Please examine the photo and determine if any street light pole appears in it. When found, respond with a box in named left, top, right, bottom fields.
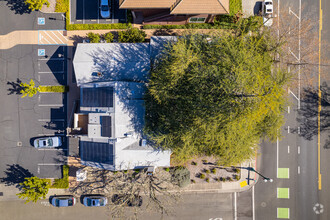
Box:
left=246, top=167, right=273, bottom=183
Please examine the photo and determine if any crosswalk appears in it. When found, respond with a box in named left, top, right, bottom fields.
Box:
left=38, top=30, right=68, bottom=45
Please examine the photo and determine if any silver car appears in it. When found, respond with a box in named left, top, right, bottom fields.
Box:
left=83, top=196, right=108, bottom=207
left=34, top=136, right=62, bottom=148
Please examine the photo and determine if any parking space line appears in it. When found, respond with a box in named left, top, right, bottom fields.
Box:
left=288, top=145, right=290, bottom=153
left=38, top=119, right=65, bottom=122
left=38, top=71, right=64, bottom=74
left=234, top=192, right=237, bottom=220
left=38, top=104, right=64, bottom=107
left=38, top=148, right=68, bottom=151
left=83, top=0, right=85, bottom=24
left=298, top=166, right=300, bottom=174
left=298, top=146, right=300, bottom=154
left=38, top=58, right=65, bottom=61
left=38, top=133, right=65, bottom=136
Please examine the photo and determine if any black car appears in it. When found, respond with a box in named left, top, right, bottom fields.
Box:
left=112, top=194, right=143, bottom=207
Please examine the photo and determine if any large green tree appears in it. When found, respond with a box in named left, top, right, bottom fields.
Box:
left=17, top=176, right=50, bottom=203
left=145, top=30, right=291, bottom=165
left=20, top=79, right=39, bottom=98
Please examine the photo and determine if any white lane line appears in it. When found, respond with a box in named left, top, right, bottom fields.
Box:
left=288, top=106, right=290, bottom=113
left=38, top=104, right=64, bottom=107
left=277, top=137, right=279, bottom=176
left=40, top=35, right=51, bottom=44
left=83, top=0, right=85, bottom=24
left=51, top=31, right=65, bottom=44
left=38, top=58, right=65, bottom=61
left=298, top=166, right=300, bottom=174
left=298, top=146, right=300, bottom=154
left=42, top=31, right=57, bottom=44
left=38, top=119, right=65, bottom=122
left=288, top=145, right=290, bottom=153
left=38, top=148, right=68, bottom=151
left=38, top=133, right=65, bottom=136
left=289, top=7, right=300, bottom=20
left=38, top=71, right=64, bottom=74
left=288, top=88, right=299, bottom=100
left=234, top=192, right=237, bottom=220
left=252, top=186, right=255, bottom=220
left=288, top=47, right=300, bottom=61
left=298, top=127, right=300, bottom=134
left=57, top=30, right=68, bottom=42
left=288, top=126, right=290, bottom=133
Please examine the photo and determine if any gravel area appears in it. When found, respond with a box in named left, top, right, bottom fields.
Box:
left=185, top=156, right=241, bottom=184
left=40, top=0, right=56, bottom=13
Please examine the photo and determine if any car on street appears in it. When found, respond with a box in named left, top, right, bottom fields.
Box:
left=112, top=194, right=143, bottom=207
left=33, top=136, right=62, bottom=148
left=262, top=0, right=273, bottom=26
left=83, top=195, right=108, bottom=207
left=100, top=0, right=111, bottom=19
left=51, top=196, right=76, bottom=207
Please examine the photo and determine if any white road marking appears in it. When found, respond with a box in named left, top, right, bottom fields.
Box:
left=38, top=133, right=65, bottom=136
left=38, top=58, right=65, bottom=61
left=288, top=126, right=290, bottom=133
left=288, top=145, right=290, bottom=153
left=298, top=166, right=300, bottom=174
left=52, top=31, right=65, bottom=44
left=42, top=31, right=57, bottom=44
left=288, top=88, right=299, bottom=100
left=40, top=36, right=51, bottom=44
left=38, top=71, right=64, bottom=74
left=38, top=104, right=64, bottom=107
left=38, top=119, right=65, bottom=122
left=288, top=106, right=290, bottom=113
left=83, top=0, right=85, bottom=24
left=298, top=146, right=300, bottom=154
left=288, top=47, right=300, bottom=61
left=37, top=163, right=64, bottom=166
left=298, top=127, right=300, bottom=134
left=277, top=137, right=279, bottom=175
left=38, top=148, right=67, bottom=151
left=234, top=192, right=237, bottom=220
left=289, top=7, right=300, bottom=20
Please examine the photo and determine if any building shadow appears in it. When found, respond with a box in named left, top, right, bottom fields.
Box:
left=297, top=83, right=330, bottom=148
left=4, top=0, right=32, bottom=15
left=7, top=78, right=23, bottom=95
left=0, top=164, right=33, bottom=188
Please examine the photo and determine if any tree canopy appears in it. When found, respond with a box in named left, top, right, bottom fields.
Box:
left=17, top=176, right=50, bottom=203
left=24, top=0, right=50, bottom=11
left=145, top=31, right=291, bottom=165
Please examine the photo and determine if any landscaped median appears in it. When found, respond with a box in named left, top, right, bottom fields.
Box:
left=55, top=0, right=131, bottom=30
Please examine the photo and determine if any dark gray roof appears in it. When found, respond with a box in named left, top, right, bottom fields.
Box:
left=80, top=141, right=114, bottom=165
left=100, top=116, right=111, bottom=137
left=81, top=87, right=114, bottom=107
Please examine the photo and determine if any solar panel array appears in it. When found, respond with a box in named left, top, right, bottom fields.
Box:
left=101, top=116, right=112, bottom=137
left=82, top=87, right=114, bottom=107
left=80, top=141, right=114, bottom=165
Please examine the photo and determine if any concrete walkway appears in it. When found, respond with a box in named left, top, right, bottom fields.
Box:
left=0, top=31, right=38, bottom=50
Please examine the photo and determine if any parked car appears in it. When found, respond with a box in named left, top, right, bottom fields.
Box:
left=83, top=195, right=108, bottom=207
left=100, top=0, right=111, bottom=19
left=33, top=136, right=62, bottom=148
left=51, top=196, right=76, bottom=207
left=112, top=194, right=143, bottom=207
left=262, top=0, right=273, bottom=26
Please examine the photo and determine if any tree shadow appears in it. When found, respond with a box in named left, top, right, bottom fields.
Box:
left=152, top=29, right=177, bottom=36
left=0, top=164, right=33, bottom=188
left=4, top=0, right=32, bottom=15
left=7, top=78, right=23, bottom=95
left=297, top=82, right=330, bottom=147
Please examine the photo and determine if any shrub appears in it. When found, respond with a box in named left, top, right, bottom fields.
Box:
left=124, top=170, right=128, bottom=174
left=211, top=168, right=217, bottom=174
left=227, top=177, right=233, bottom=182
left=191, top=161, right=197, bottom=165
left=220, top=177, right=226, bottom=182
left=171, top=166, right=190, bottom=187
left=216, top=178, right=220, bottom=182
left=200, top=174, right=205, bottom=179
left=202, top=159, right=208, bottom=163
left=205, top=178, right=209, bottom=183
left=191, top=179, right=196, bottom=183
left=205, top=169, right=210, bottom=174
left=50, top=165, right=69, bottom=189
left=134, top=169, right=140, bottom=173
left=229, top=0, right=242, bottom=15
left=164, top=167, right=170, bottom=172
left=87, top=32, right=100, bottom=43
left=55, top=0, right=68, bottom=12
left=102, top=32, right=114, bottom=43
left=67, top=23, right=131, bottom=31
left=113, top=171, right=118, bottom=174
left=118, top=28, right=146, bottom=43
left=25, top=0, right=50, bottom=11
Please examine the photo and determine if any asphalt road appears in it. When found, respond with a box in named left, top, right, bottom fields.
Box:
left=255, top=0, right=329, bottom=219
left=0, top=191, right=253, bottom=220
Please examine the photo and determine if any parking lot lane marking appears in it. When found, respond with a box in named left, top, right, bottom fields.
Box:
left=38, top=71, right=64, bottom=74
left=38, top=104, right=64, bottom=107
left=51, top=31, right=65, bottom=44
left=38, top=133, right=65, bottom=136
left=288, top=88, right=299, bottom=101
left=288, top=126, right=290, bottom=133
left=234, top=192, right=237, bottom=220
left=288, top=106, right=290, bottom=113
left=40, top=35, right=51, bottom=44
left=298, top=166, right=300, bottom=174
left=37, top=166, right=40, bottom=174
left=42, top=31, right=57, bottom=44
left=288, top=145, right=290, bottom=154
left=252, top=186, right=255, bottom=220
left=83, top=0, right=85, bottom=24
left=298, top=127, right=300, bottom=134
left=38, top=148, right=68, bottom=151
left=57, top=31, right=68, bottom=42
left=38, top=58, right=64, bottom=61
left=298, top=146, right=300, bottom=154
left=38, top=119, right=65, bottom=122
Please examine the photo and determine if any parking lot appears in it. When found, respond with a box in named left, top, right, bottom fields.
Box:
left=71, top=0, right=127, bottom=24
left=0, top=44, right=68, bottom=179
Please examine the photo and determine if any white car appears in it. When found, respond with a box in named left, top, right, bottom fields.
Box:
left=100, top=0, right=110, bottom=19
left=34, top=137, right=62, bottom=148
left=262, top=0, right=273, bottom=26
